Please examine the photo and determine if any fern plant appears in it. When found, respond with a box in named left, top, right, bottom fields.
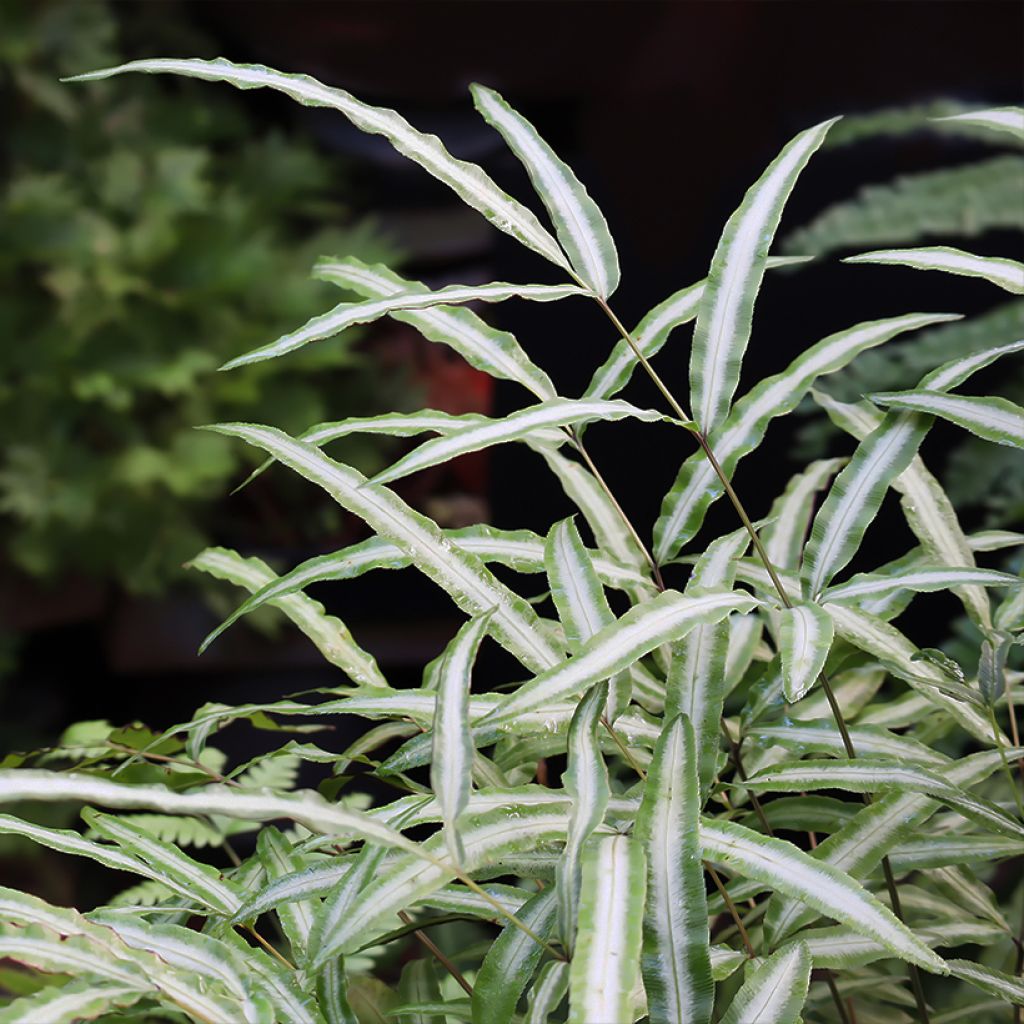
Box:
left=1, top=60, right=1023, bottom=1024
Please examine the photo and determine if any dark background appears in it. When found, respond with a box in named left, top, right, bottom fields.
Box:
left=4, top=1, right=1023, bottom=763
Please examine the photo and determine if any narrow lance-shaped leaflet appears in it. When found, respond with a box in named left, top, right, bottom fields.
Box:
left=567, top=835, right=646, bottom=1024
left=65, top=58, right=571, bottom=270
left=698, top=817, right=947, bottom=973
left=741, top=759, right=1024, bottom=839
left=869, top=390, right=1024, bottom=450
left=545, top=518, right=629, bottom=718
left=633, top=715, right=713, bottom=1024
left=470, top=888, right=558, bottom=1024
left=479, top=587, right=758, bottom=728
left=804, top=338, right=1024, bottom=601
left=656, top=312, right=960, bottom=563
left=689, top=116, right=839, bottom=433
left=188, top=546, right=388, bottom=689
left=844, top=246, right=1024, bottom=294
left=666, top=527, right=750, bottom=794
left=432, top=613, right=492, bottom=864
left=556, top=682, right=609, bottom=952
left=370, top=398, right=667, bottom=487
left=198, top=526, right=652, bottom=656
left=471, top=83, right=619, bottom=299
left=932, top=106, right=1024, bottom=141
left=202, top=423, right=562, bottom=674
left=221, top=280, right=584, bottom=371
left=584, top=258, right=812, bottom=404
left=719, top=942, right=811, bottom=1024
left=315, top=258, right=556, bottom=400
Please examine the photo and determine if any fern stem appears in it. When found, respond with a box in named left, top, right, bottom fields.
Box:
left=705, top=861, right=755, bottom=959
left=601, top=715, right=647, bottom=780
left=398, top=909, right=474, bottom=996
left=988, top=704, right=1024, bottom=821
left=567, top=426, right=666, bottom=590
left=245, top=925, right=296, bottom=970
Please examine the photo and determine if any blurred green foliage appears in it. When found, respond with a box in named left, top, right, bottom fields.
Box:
left=0, top=0, right=403, bottom=591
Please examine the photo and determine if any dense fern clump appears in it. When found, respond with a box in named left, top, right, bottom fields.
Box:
left=0, top=60, right=1021, bottom=1024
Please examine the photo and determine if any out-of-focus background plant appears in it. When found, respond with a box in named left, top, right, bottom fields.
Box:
left=0, top=0, right=401, bottom=600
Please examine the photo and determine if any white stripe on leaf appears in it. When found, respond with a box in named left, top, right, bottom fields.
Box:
left=370, top=398, right=668, bottom=487
left=689, top=117, right=838, bottom=432
left=202, top=424, right=563, bottom=674
left=719, top=943, right=811, bottom=1024
left=317, top=258, right=556, bottom=399
left=432, top=614, right=491, bottom=864
left=869, top=390, right=1024, bottom=450
left=634, top=716, right=713, bottom=1024
left=845, top=246, right=1024, bottom=294
left=567, top=835, right=646, bottom=1024
left=472, top=84, right=619, bottom=298
left=778, top=602, right=834, bottom=702
left=66, top=59, right=571, bottom=269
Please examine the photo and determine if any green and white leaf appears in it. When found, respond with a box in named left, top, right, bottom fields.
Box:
left=308, top=806, right=569, bottom=966
left=221, top=281, right=582, bottom=370
left=470, top=888, right=557, bottom=1024
left=255, top=827, right=316, bottom=958
left=932, top=106, right=1024, bottom=141
left=666, top=527, right=749, bottom=793
left=719, top=943, right=811, bottom=1024
left=471, top=84, right=619, bottom=297
left=0, top=770, right=425, bottom=858
left=802, top=410, right=931, bottom=597
left=698, top=818, right=947, bottom=973
left=557, top=682, right=609, bottom=951
left=432, top=614, right=491, bottom=864
left=634, top=716, right=713, bottom=1024
left=199, top=526, right=651, bottom=655
left=845, top=246, right=1024, bottom=293
left=188, top=546, right=388, bottom=689
left=748, top=721, right=948, bottom=766
left=66, top=58, right=571, bottom=269
left=545, top=518, right=628, bottom=717
left=370, top=398, right=666, bottom=486
left=947, top=959, right=1024, bottom=1005
left=567, top=835, right=646, bottom=1024
left=83, top=812, right=242, bottom=916
left=480, top=588, right=757, bottom=727
left=689, top=117, right=838, bottom=432
left=316, top=258, right=556, bottom=399
left=825, top=602, right=1003, bottom=742
left=0, top=981, right=141, bottom=1024
left=584, top=257, right=810, bottom=403
left=656, top=312, right=957, bottom=562
left=203, top=424, right=562, bottom=673
left=822, top=565, right=1022, bottom=605
left=534, top=444, right=651, bottom=574
left=762, top=458, right=846, bottom=570
left=778, top=602, right=834, bottom=701
left=869, top=390, right=1024, bottom=449
left=742, top=759, right=1024, bottom=839
left=888, top=835, right=1024, bottom=872
left=764, top=749, right=1024, bottom=942
left=525, top=960, right=569, bottom=1024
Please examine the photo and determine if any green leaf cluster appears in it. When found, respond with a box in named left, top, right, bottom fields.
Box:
left=0, top=1, right=400, bottom=590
